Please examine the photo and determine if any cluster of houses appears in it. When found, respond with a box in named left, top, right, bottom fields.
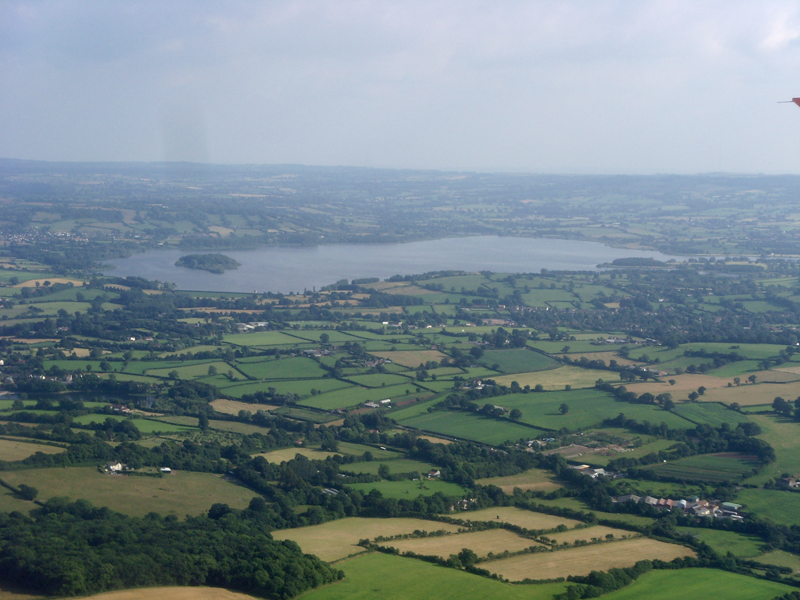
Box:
left=448, top=498, right=478, bottom=511
left=236, top=321, right=268, bottom=332
left=613, top=494, right=744, bottom=520
left=364, top=399, right=392, bottom=409
left=569, top=464, right=622, bottom=479
left=302, top=348, right=333, bottom=358
left=105, top=462, right=171, bottom=475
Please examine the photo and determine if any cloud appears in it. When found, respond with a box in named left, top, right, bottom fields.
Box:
left=2, top=1, right=800, bottom=173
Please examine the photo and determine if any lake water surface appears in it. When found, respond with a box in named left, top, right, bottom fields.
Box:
left=103, top=236, right=684, bottom=293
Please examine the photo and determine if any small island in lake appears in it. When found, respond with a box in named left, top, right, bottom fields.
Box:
left=175, top=253, right=241, bottom=274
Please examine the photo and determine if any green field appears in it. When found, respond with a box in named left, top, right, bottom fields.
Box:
left=475, top=388, right=694, bottom=432
left=676, top=528, right=764, bottom=557
left=340, top=459, right=437, bottom=476
left=223, top=377, right=349, bottom=398
left=745, top=414, right=800, bottom=485
left=347, top=479, right=465, bottom=499
left=401, top=410, right=539, bottom=445
left=235, top=356, right=327, bottom=380
left=146, top=361, right=238, bottom=379
left=0, top=467, right=257, bottom=517
left=223, top=331, right=306, bottom=346
left=753, top=550, right=800, bottom=576
left=296, top=552, right=569, bottom=600
left=69, top=415, right=195, bottom=434
left=646, top=452, right=761, bottom=483
left=582, top=439, right=678, bottom=467
left=346, top=373, right=413, bottom=387
left=736, top=488, right=800, bottom=526
left=300, top=383, right=417, bottom=410
left=671, top=402, right=752, bottom=427
left=598, top=567, right=794, bottom=600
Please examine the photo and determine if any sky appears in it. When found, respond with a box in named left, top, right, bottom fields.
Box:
left=2, top=1, right=800, bottom=174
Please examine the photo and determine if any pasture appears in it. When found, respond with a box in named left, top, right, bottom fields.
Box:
left=271, top=517, right=463, bottom=561
left=222, top=331, right=304, bottom=346
left=387, top=529, right=544, bottom=558
left=0, top=438, right=64, bottom=461
left=598, top=567, right=795, bottom=600
left=340, top=458, right=436, bottom=476
left=676, top=528, right=764, bottom=557
left=744, top=414, right=800, bottom=485
left=495, top=388, right=694, bottom=431
left=482, top=538, right=694, bottom=581
left=400, top=411, right=538, bottom=445
left=346, top=479, right=465, bottom=499
left=0, top=467, right=257, bottom=517
left=671, top=402, right=751, bottom=427
left=736, top=489, right=800, bottom=526
left=451, top=506, right=581, bottom=531
left=300, top=383, right=415, bottom=410
left=476, top=467, right=561, bottom=493
left=753, top=550, right=800, bottom=576
left=296, top=552, right=568, bottom=600
left=234, top=356, right=326, bottom=380
left=646, top=452, right=761, bottom=483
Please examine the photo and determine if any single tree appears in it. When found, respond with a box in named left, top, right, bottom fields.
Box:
left=559, top=403, right=569, bottom=415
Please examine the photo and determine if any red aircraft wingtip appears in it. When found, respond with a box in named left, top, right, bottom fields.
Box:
left=794, top=98, right=800, bottom=108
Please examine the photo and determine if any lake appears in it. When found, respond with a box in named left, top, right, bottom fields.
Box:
left=103, top=236, right=684, bottom=293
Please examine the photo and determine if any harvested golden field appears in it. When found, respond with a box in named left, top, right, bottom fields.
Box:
left=75, top=587, right=258, bottom=600
left=483, top=538, right=694, bottom=581
left=622, top=374, right=729, bottom=395
left=0, top=337, right=59, bottom=344
left=208, top=226, right=234, bottom=237
left=255, top=447, right=337, bottom=463
left=373, top=350, right=449, bottom=368
left=415, top=435, right=453, bottom=445
left=272, top=517, right=463, bottom=561
left=387, top=529, right=543, bottom=559
left=0, top=438, right=64, bottom=461
left=476, top=468, right=560, bottom=494
left=449, top=507, right=581, bottom=531
left=770, top=366, right=800, bottom=379
left=703, top=381, right=800, bottom=406
left=544, top=525, right=634, bottom=545
left=210, top=399, right=277, bottom=415
left=492, top=366, right=607, bottom=391
left=13, top=278, right=83, bottom=288
left=555, top=352, right=636, bottom=366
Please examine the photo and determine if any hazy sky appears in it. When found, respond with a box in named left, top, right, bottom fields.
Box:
left=2, top=1, right=800, bottom=173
